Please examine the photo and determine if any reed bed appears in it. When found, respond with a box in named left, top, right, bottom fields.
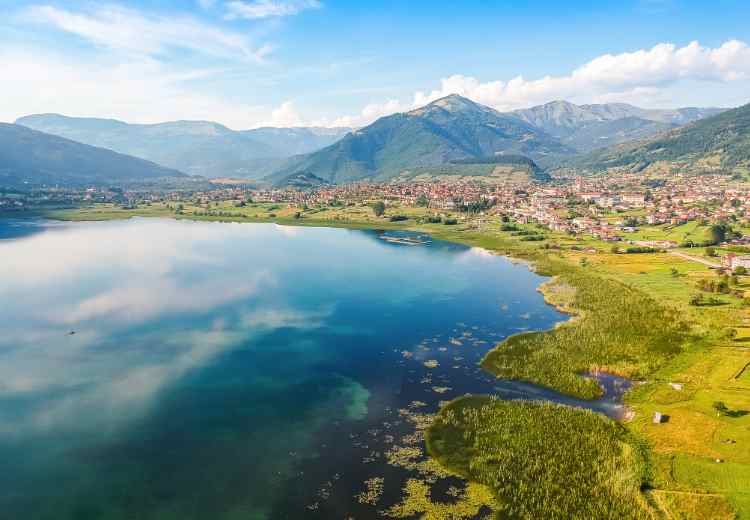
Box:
left=482, top=259, right=690, bottom=399
left=427, top=396, right=652, bottom=519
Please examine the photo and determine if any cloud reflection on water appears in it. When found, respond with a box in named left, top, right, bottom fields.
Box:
left=0, top=219, right=511, bottom=441
left=0, top=219, right=336, bottom=438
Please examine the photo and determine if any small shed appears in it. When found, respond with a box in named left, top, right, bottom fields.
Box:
left=652, top=411, right=663, bottom=424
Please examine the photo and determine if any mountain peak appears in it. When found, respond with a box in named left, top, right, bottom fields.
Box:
left=430, top=94, right=480, bottom=111
left=541, top=100, right=578, bottom=108
left=408, top=94, right=492, bottom=118
left=268, top=94, right=571, bottom=184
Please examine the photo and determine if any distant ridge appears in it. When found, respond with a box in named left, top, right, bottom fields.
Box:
left=512, top=100, right=724, bottom=152
left=0, top=123, right=185, bottom=187
left=15, top=114, right=351, bottom=179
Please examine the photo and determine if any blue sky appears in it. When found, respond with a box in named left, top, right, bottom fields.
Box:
left=3, top=0, right=750, bottom=128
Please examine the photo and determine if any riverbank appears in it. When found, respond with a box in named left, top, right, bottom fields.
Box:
left=13, top=202, right=750, bottom=519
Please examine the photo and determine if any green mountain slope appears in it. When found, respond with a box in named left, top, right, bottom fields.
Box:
left=387, top=155, right=550, bottom=184
left=0, top=123, right=185, bottom=187
left=268, top=95, right=573, bottom=184
left=563, top=103, right=750, bottom=174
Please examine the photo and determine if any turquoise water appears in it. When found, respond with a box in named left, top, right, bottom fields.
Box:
left=0, top=218, right=622, bottom=519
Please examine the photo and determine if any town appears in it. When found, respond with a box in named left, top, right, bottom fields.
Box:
left=7, top=171, right=750, bottom=250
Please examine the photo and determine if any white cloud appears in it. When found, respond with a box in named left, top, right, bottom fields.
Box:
left=26, top=4, right=269, bottom=62
left=409, top=40, right=750, bottom=111
left=1, top=4, right=284, bottom=127
left=329, top=99, right=403, bottom=127
left=0, top=47, right=275, bottom=128
left=248, top=98, right=403, bottom=129
left=225, top=0, right=322, bottom=19
left=591, top=86, right=670, bottom=107
left=5, top=31, right=750, bottom=130
left=318, top=40, right=750, bottom=129
left=264, top=101, right=306, bottom=126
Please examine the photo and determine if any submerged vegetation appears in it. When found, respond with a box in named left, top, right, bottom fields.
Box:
left=482, top=259, right=690, bottom=398
left=427, top=396, right=652, bottom=519
left=384, top=479, right=496, bottom=519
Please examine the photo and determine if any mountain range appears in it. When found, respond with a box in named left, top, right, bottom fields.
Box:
left=5, top=96, right=742, bottom=188
left=14, top=114, right=351, bottom=179
left=561, top=102, right=750, bottom=175
left=264, top=95, right=725, bottom=185
left=0, top=123, right=184, bottom=188
left=512, top=100, right=724, bottom=152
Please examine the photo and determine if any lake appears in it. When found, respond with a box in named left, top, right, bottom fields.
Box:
left=0, top=218, right=626, bottom=519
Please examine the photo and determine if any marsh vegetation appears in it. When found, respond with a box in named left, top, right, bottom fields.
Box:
left=427, top=396, right=652, bottom=519
left=482, top=260, right=690, bottom=399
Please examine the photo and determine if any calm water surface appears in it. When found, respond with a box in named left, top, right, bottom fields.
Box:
left=0, top=218, right=626, bottom=519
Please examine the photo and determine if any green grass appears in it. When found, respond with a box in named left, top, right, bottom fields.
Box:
left=739, top=363, right=750, bottom=383
left=481, top=259, right=690, bottom=399
left=623, top=221, right=710, bottom=243
left=427, top=396, right=652, bottom=519
left=672, top=454, right=750, bottom=516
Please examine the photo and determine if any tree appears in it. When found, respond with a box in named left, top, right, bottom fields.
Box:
left=416, top=194, right=429, bottom=207
left=705, top=247, right=716, bottom=257
left=713, top=401, right=729, bottom=416
left=689, top=293, right=704, bottom=306
left=735, top=266, right=747, bottom=275
left=371, top=201, right=386, bottom=217
left=708, top=224, right=727, bottom=245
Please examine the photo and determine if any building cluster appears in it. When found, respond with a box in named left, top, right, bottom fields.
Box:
left=8, top=171, right=750, bottom=249
left=503, top=173, right=750, bottom=242
left=247, top=172, right=750, bottom=244
left=0, top=187, right=118, bottom=210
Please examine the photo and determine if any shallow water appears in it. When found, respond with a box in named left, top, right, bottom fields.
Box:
left=0, top=218, right=626, bottom=519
